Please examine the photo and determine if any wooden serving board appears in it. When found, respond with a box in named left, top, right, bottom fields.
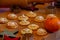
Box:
left=0, top=8, right=60, bottom=40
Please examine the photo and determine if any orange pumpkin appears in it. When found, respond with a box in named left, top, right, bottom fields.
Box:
left=44, top=17, right=60, bottom=32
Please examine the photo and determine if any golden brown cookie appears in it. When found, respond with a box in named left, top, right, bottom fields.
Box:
left=19, top=20, right=30, bottom=25
left=37, top=28, right=47, bottom=36
left=46, top=14, right=57, bottom=18
left=21, top=28, right=33, bottom=34
left=28, top=24, right=39, bottom=30
left=7, top=21, right=18, bottom=29
left=8, top=13, right=17, bottom=20
left=0, top=17, right=8, bottom=24
left=26, top=11, right=37, bottom=17
left=18, top=14, right=29, bottom=21
left=34, top=16, right=44, bottom=22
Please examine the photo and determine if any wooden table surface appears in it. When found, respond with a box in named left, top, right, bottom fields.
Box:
left=0, top=5, right=60, bottom=40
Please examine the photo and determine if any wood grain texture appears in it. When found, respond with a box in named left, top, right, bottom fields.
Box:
left=0, top=4, right=60, bottom=40
left=0, top=0, right=54, bottom=7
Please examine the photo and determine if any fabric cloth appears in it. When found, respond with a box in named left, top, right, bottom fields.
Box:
left=4, top=35, right=20, bottom=40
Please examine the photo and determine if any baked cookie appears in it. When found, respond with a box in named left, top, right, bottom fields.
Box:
left=34, top=16, right=44, bottom=22
left=46, top=14, right=57, bottom=18
left=26, top=11, right=37, bottom=17
left=7, top=21, right=18, bottom=29
left=37, top=28, right=47, bottom=36
left=19, top=20, right=30, bottom=25
left=21, top=28, right=32, bottom=34
left=0, top=17, right=8, bottom=24
left=8, top=13, right=17, bottom=20
left=18, top=14, right=29, bottom=21
left=28, top=24, right=39, bottom=30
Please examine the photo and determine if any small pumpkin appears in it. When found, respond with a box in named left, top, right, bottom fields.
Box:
left=44, top=16, right=60, bottom=33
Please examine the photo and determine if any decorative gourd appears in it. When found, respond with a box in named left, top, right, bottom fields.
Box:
left=44, top=16, right=60, bottom=33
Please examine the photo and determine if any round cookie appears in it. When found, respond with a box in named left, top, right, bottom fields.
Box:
left=28, top=24, right=39, bottom=30
left=37, top=28, right=47, bottom=36
left=46, top=14, right=57, bottom=18
left=34, top=16, right=44, bottom=22
left=18, top=14, right=29, bottom=21
left=26, top=11, right=37, bottom=17
left=19, top=20, right=30, bottom=25
left=21, top=28, right=33, bottom=34
left=0, top=17, right=8, bottom=24
left=7, top=21, right=18, bottom=29
left=8, top=13, right=17, bottom=20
